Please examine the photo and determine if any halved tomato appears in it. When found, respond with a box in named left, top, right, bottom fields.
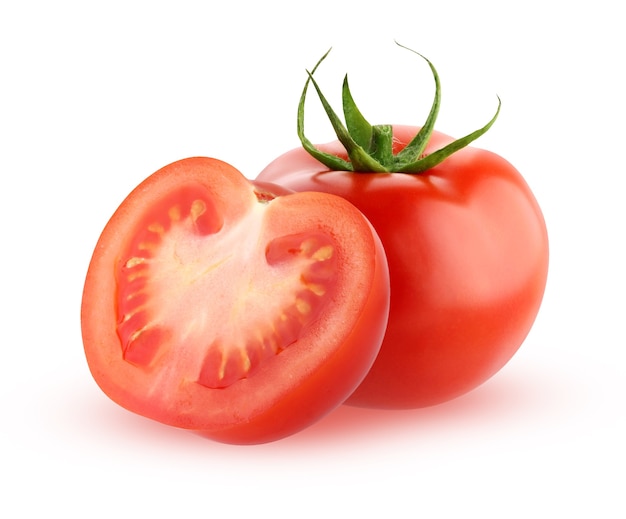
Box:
left=81, top=157, right=389, bottom=444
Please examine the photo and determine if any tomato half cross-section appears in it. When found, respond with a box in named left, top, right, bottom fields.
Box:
left=257, top=45, right=549, bottom=409
left=81, top=157, right=389, bottom=444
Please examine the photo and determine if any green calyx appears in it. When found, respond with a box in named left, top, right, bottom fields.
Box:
left=297, top=42, right=501, bottom=174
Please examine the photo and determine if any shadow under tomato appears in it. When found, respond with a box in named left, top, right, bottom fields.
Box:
left=69, top=357, right=567, bottom=449
left=283, top=361, right=564, bottom=447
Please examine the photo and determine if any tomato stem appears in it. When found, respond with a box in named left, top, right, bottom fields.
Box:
left=297, top=42, right=501, bottom=174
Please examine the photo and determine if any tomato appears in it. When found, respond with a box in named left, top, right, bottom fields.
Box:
left=257, top=46, right=549, bottom=408
left=81, top=157, right=389, bottom=443
left=258, top=127, right=548, bottom=408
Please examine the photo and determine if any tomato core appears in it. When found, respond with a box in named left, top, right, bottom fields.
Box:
left=115, top=186, right=338, bottom=391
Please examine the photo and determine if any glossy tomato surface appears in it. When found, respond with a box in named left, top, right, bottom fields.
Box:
left=81, top=157, right=389, bottom=443
left=258, top=126, right=549, bottom=408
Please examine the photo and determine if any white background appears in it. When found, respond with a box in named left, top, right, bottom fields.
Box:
left=2, top=1, right=624, bottom=516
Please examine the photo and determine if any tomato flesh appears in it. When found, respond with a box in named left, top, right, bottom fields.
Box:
left=81, top=157, right=390, bottom=443
left=116, top=188, right=339, bottom=392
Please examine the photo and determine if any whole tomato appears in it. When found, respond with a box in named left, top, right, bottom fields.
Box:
left=257, top=46, right=549, bottom=408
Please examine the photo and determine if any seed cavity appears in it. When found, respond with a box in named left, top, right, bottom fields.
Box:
left=240, top=350, right=252, bottom=372
left=168, top=205, right=181, bottom=221
left=148, top=223, right=165, bottom=235
left=190, top=199, right=206, bottom=221
left=125, top=257, right=146, bottom=268
left=295, top=298, right=311, bottom=315
left=130, top=325, right=148, bottom=343
left=131, top=272, right=151, bottom=284
left=312, top=245, right=334, bottom=261
left=138, top=241, right=158, bottom=252
left=301, top=275, right=326, bottom=296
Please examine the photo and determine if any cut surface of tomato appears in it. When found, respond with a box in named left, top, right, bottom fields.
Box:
left=81, top=157, right=389, bottom=443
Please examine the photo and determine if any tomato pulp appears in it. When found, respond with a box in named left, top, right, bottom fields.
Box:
left=258, top=126, right=549, bottom=408
left=81, top=157, right=389, bottom=443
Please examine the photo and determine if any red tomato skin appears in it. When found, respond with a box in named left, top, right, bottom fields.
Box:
left=258, top=126, right=549, bottom=408
left=81, top=157, right=390, bottom=443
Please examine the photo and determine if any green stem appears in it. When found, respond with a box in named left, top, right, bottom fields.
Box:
left=296, top=49, right=353, bottom=172
left=297, top=42, right=500, bottom=174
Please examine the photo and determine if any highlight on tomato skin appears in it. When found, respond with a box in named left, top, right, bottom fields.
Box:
left=81, top=157, right=390, bottom=444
